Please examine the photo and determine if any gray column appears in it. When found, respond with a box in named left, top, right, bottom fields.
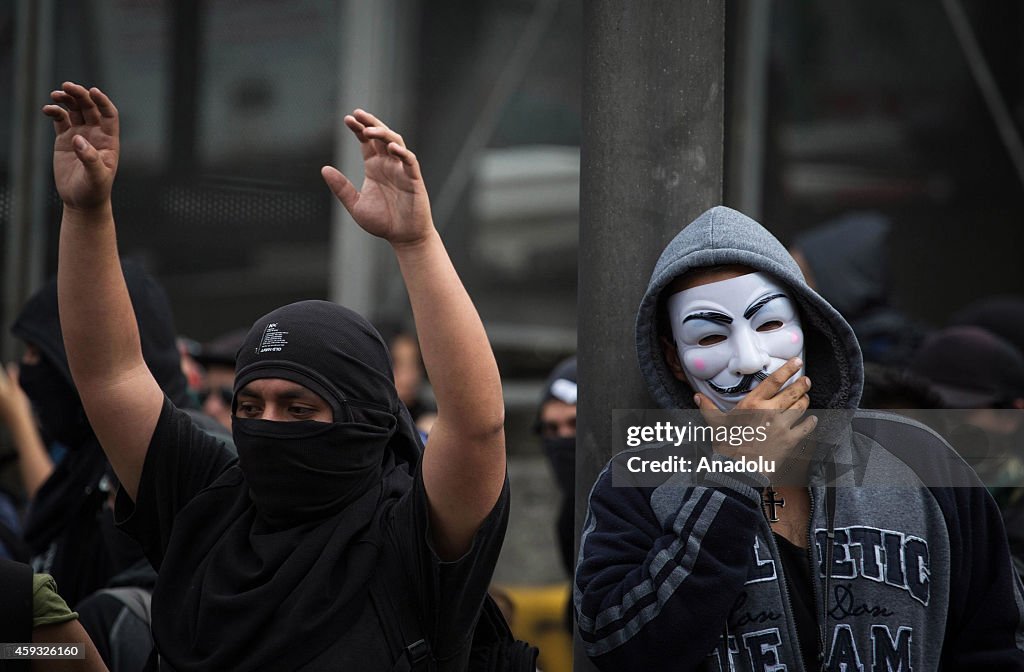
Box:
left=577, top=2, right=725, bottom=668
left=328, top=0, right=414, bottom=320
left=4, top=0, right=54, bottom=361
left=726, top=0, right=772, bottom=218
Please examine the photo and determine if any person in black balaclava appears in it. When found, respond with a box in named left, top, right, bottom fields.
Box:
left=11, top=260, right=190, bottom=608
left=536, top=356, right=576, bottom=581
left=44, top=82, right=511, bottom=671
left=10, top=261, right=219, bottom=671
left=536, top=356, right=576, bottom=632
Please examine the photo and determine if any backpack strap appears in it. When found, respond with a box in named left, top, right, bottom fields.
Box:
left=470, top=594, right=539, bottom=672
left=0, top=559, right=33, bottom=672
left=367, top=562, right=435, bottom=672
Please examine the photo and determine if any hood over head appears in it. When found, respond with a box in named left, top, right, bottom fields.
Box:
left=636, top=206, right=863, bottom=411
left=909, top=325, right=1024, bottom=408
left=12, top=260, right=190, bottom=410
left=950, top=295, right=1024, bottom=356
left=540, top=356, right=577, bottom=407
left=791, top=212, right=891, bottom=319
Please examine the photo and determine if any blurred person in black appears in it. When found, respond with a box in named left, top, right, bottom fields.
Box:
left=909, top=325, right=1024, bottom=571
left=951, top=294, right=1024, bottom=359
left=193, top=329, right=247, bottom=432
left=536, top=356, right=576, bottom=632
left=43, top=81, right=520, bottom=671
left=8, top=262, right=232, bottom=670
left=536, top=356, right=576, bottom=583
left=789, top=212, right=927, bottom=367
left=859, top=362, right=944, bottom=411
left=378, top=322, right=438, bottom=437
left=10, top=261, right=190, bottom=609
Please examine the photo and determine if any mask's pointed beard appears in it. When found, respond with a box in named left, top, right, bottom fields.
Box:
left=708, top=369, right=769, bottom=396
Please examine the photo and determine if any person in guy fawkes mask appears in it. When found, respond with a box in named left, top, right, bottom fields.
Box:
left=575, top=206, right=1024, bottom=671
left=44, top=82, right=514, bottom=671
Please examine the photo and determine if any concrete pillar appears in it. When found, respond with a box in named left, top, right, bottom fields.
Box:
left=328, top=0, right=414, bottom=320
left=577, top=2, right=725, bottom=667
left=4, top=0, right=55, bottom=360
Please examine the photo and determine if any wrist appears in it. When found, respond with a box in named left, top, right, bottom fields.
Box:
left=390, top=228, right=441, bottom=256
left=62, top=199, right=113, bottom=221
left=5, top=410, right=39, bottom=444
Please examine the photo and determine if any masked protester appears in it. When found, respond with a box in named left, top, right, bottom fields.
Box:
left=11, top=262, right=189, bottom=608
left=536, top=356, right=577, bottom=581
left=574, top=206, right=1024, bottom=671
left=10, top=262, right=229, bottom=671
left=43, top=83, right=519, bottom=671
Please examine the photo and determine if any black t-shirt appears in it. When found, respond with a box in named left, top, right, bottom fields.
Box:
left=115, top=400, right=509, bottom=671
left=774, top=533, right=818, bottom=672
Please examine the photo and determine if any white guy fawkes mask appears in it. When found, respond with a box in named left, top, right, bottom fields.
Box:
left=667, top=271, right=805, bottom=411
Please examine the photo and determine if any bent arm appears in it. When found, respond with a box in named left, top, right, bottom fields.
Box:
left=575, top=467, right=763, bottom=670
left=393, top=232, right=506, bottom=559
left=322, top=110, right=504, bottom=560
left=47, top=83, right=162, bottom=501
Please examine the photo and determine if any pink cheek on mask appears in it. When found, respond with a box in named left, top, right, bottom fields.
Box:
left=692, top=358, right=706, bottom=371
left=789, top=331, right=801, bottom=345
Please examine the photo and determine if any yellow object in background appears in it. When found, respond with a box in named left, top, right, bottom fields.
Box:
left=495, top=583, right=573, bottom=672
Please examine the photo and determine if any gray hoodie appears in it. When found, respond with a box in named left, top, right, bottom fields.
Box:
left=635, top=205, right=862, bottom=413
left=575, top=206, right=1024, bottom=671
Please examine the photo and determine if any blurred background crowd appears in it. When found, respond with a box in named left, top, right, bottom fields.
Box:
left=0, top=2, right=1023, bottom=671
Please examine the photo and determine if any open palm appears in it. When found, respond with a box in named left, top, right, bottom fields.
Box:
left=43, top=82, right=119, bottom=211
left=322, top=110, right=433, bottom=247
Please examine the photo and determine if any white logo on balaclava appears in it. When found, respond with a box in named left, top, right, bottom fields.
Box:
left=667, top=271, right=805, bottom=411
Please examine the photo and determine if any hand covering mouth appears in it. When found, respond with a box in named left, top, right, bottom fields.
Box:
left=707, top=370, right=769, bottom=396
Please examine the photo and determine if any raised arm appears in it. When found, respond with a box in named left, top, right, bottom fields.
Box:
left=322, top=110, right=505, bottom=559
left=43, top=82, right=163, bottom=501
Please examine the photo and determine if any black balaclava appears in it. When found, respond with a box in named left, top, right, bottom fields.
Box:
left=154, top=300, right=425, bottom=671
left=10, top=260, right=189, bottom=607
left=230, top=300, right=421, bottom=528
left=12, top=260, right=191, bottom=447
left=16, top=353, right=90, bottom=447
left=537, top=356, right=576, bottom=580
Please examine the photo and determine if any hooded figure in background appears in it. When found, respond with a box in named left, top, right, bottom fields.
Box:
left=790, top=212, right=927, bottom=367
left=575, top=206, right=1024, bottom=671
left=950, top=294, right=1024, bottom=356
left=11, top=260, right=189, bottom=607
left=537, top=356, right=576, bottom=581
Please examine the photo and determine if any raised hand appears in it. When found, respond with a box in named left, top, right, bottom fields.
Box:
left=321, top=110, right=434, bottom=247
left=42, top=82, right=119, bottom=212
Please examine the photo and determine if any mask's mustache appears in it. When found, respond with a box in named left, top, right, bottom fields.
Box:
left=707, top=370, right=769, bottom=395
